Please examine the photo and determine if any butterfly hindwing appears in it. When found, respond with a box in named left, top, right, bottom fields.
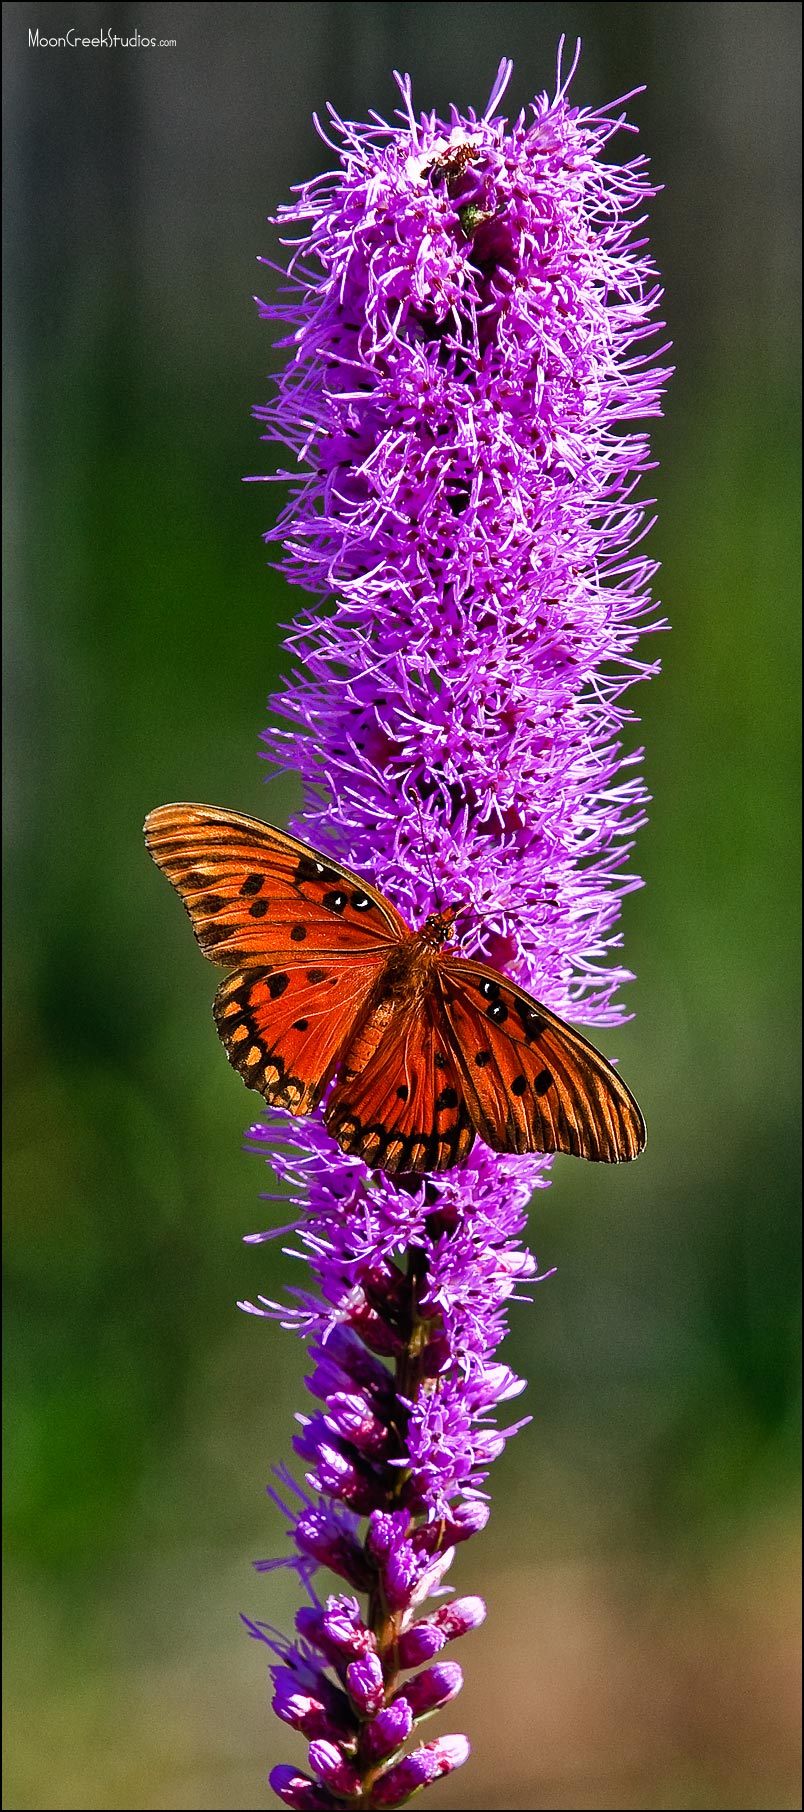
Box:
left=144, top=804, right=407, bottom=966
left=213, top=957, right=386, bottom=1114
left=325, top=996, right=476, bottom=1174
left=439, top=958, right=646, bottom=1164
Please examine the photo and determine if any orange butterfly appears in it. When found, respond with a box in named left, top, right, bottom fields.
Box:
left=144, top=804, right=646, bottom=1175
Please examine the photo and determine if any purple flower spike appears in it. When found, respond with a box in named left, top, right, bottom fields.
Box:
left=247, top=42, right=669, bottom=1807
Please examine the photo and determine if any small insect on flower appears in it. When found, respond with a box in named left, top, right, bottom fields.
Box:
left=144, top=802, right=646, bottom=1174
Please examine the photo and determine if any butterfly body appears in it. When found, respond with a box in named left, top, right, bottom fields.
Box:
left=145, top=804, right=646, bottom=1175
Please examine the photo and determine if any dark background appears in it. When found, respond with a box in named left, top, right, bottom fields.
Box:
left=3, top=5, right=801, bottom=1808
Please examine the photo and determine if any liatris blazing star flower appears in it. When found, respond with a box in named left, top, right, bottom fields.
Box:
left=244, top=44, right=670, bottom=1807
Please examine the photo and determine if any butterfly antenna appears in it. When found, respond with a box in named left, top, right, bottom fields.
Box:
left=407, top=785, right=444, bottom=914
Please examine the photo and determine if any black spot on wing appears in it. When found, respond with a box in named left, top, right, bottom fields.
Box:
left=239, top=873, right=265, bottom=897
left=268, top=972, right=289, bottom=999
left=248, top=900, right=269, bottom=919
left=322, top=889, right=348, bottom=916
left=294, top=855, right=326, bottom=885
left=294, top=854, right=341, bottom=888
left=290, top=924, right=307, bottom=942
left=513, top=997, right=547, bottom=1041
left=435, top=1086, right=458, bottom=1112
left=534, top=1069, right=553, bottom=1095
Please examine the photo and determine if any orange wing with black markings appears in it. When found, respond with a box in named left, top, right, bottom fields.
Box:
left=324, top=995, right=476, bottom=1174
left=213, top=960, right=386, bottom=1116
left=438, top=959, right=646, bottom=1164
left=143, top=804, right=406, bottom=965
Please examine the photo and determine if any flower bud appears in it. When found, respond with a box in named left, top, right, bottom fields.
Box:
left=371, top=1735, right=471, bottom=1806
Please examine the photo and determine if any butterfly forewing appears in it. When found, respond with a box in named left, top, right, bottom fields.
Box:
left=214, top=958, right=386, bottom=1114
left=325, top=996, right=476, bottom=1174
left=439, top=959, right=646, bottom=1164
left=144, top=804, right=407, bottom=966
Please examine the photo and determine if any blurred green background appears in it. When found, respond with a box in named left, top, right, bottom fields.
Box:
left=3, top=4, right=801, bottom=1808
